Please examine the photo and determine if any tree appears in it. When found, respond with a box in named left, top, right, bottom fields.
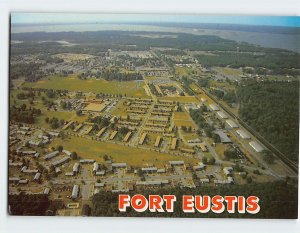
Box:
left=262, top=150, right=275, bottom=164
left=76, top=110, right=82, bottom=116
left=70, top=152, right=78, bottom=160
left=57, top=145, right=63, bottom=152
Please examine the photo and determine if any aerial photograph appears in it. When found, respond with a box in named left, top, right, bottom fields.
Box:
left=8, top=13, right=299, bottom=218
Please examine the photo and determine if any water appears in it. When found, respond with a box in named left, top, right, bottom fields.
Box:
left=11, top=23, right=300, bottom=53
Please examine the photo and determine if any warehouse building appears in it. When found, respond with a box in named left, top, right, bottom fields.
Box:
left=236, top=130, right=251, bottom=139
left=209, top=104, right=219, bottom=111
left=226, top=119, right=239, bottom=128
left=249, top=141, right=264, bottom=153
left=216, top=111, right=228, bottom=119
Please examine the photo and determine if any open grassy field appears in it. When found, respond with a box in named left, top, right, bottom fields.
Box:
left=50, top=136, right=199, bottom=167
left=175, top=66, right=194, bottom=77
left=174, top=111, right=197, bottom=128
left=22, top=76, right=148, bottom=98
left=111, top=99, right=127, bottom=117
left=215, top=67, right=243, bottom=76
left=36, top=110, right=75, bottom=129
left=159, top=96, right=198, bottom=103
left=52, top=53, right=95, bottom=62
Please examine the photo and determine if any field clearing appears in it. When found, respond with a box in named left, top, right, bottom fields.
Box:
left=159, top=96, right=198, bottom=103
left=175, top=66, right=194, bottom=76
left=36, top=110, right=75, bottom=129
left=23, top=76, right=148, bottom=98
left=50, top=136, right=199, bottom=167
left=111, top=99, right=127, bottom=117
left=216, top=67, right=243, bottom=76
left=52, top=53, right=96, bottom=62
left=174, top=111, right=196, bottom=128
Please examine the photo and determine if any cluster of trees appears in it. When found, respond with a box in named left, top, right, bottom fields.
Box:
left=89, top=116, right=111, bottom=128
left=90, top=69, right=143, bottom=82
left=60, top=101, right=72, bottom=110
left=10, top=62, right=46, bottom=82
left=196, top=51, right=299, bottom=72
left=45, top=117, right=65, bottom=129
left=36, top=54, right=64, bottom=63
left=237, top=80, right=299, bottom=162
left=9, top=194, right=51, bottom=216
left=224, top=148, right=239, bottom=160
left=91, top=181, right=298, bottom=218
left=16, top=91, right=35, bottom=100
left=181, top=77, right=194, bottom=96
left=210, top=89, right=237, bottom=105
left=189, top=108, right=220, bottom=142
left=10, top=104, right=41, bottom=124
left=197, top=77, right=210, bottom=88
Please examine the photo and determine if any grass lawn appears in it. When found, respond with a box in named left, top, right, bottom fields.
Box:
left=36, top=110, right=75, bottom=129
left=22, top=75, right=148, bottom=98
left=50, top=136, right=199, bottom=167
left=174, top=111, right=196, bottom=128
left=159, top=96, right=198, bottom=103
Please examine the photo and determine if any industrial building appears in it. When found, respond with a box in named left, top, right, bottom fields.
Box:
left=236, top=129, right=251, bottom=139
left=249, top=141, right=264, bottom=153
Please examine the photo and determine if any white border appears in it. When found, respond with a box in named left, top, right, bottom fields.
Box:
left=0, top=1, right=299, bottom=233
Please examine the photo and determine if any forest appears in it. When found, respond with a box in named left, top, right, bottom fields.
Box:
left=9, top=194, right=51, bottom=216
left=237, top=80, right=299, bottom=162
left=196, top=51, right=300, bottom=71
left=91, top=181, right=298, bottom=218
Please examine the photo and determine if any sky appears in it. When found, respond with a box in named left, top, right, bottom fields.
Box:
left=11, top=13, right=300, bottom=27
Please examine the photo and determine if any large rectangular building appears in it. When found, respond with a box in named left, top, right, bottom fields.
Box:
left=139, top=133, right=147, bottom=145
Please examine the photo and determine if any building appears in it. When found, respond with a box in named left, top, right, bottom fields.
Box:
left=96, top=127, right=107, bottom=137
left=112, top=163, right=127, bottom=169
left=142, top=167, right=157, bottom=173
left=18, top=179, right=29, bottom=184
left=199, top=142, right=208, bottom=152
left=43, top=188, right=50, bottom=195
left=213, top=130, right=232, bottom=143
left=71, top=185, right=79, bottom=199
left=93, top=162, right=99, bottom=173
left=169, top=161, right=184, bottom=166
left=52, top=156, right=70, bottom=167
left=170, top=138, right=177, bottom=150
left=209, top=104, right=219, bottom=111
left=44, top=151, right=59, bottom=160
left=138, top=133, right=147, bottom=145
left=193, top=162, right=206, bottom=171
left=226, top=119, right=239, bottom=128
left=80, top=159, right=95, bottom=164
left=109, top=130, right=118, bottom=140
left=216, top=111, right=228, bottom=119
left=249, top=141, right=264, bottom=153
left=154, top=136, right=161, bottom=147
left=223, top=167, right=233, bottom=176
left=123, top=131, right=132, bottom=142
left=179, top=147, right=195, bottom=154
left=236, top=130, right=251, bottom=139
left=73, top=163, right=80, bottom=174
left=33, top=172, right=41, bottom=181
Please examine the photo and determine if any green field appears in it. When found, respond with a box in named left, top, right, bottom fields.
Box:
left=50, top=136, right=199, bottom=167
left=36, top=110, right=75, bottom=129
left=23, top=76, right=148, bottom=98
left=159, top=96, right=198, bottom=103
